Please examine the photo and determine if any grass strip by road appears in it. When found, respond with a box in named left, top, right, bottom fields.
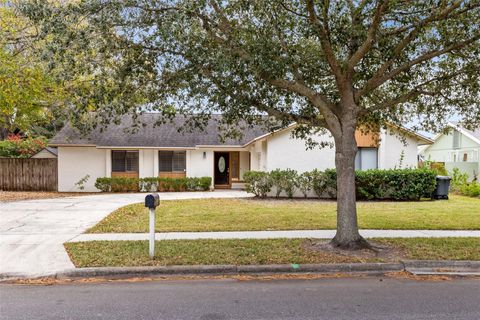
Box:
left=87, top=195, right=480, bottom=233
left=65, top=238, right=480, bottom=268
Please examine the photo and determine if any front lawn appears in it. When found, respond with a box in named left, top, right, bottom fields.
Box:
left=65, top=238, right=480, bottom=268
left=88, top=195, right=480, bottom=233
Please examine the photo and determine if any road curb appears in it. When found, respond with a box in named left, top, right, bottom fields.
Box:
left=403, top=260, right=480, bottom=276
left=3, top=261, right=479, bottom=281
left=54, top=262, right=403, bottom=279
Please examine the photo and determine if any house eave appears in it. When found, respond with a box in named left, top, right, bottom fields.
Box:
left=95, top=146, right=197, bottom=150
left=48, top=143, right=96, bottom=147
left=448, top=122, right=480, bottom=145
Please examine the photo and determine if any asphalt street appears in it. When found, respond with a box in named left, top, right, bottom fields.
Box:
left=1, top=277, right=479, bottom=320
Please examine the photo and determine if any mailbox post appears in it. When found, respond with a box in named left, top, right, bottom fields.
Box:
left=145, top=193, right=160, bottom=258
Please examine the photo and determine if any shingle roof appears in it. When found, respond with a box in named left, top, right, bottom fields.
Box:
left=463, top=127, right=480, bottom=142
left=449, top=122, right=480, bottom=144
left=49, top=114, right=268, bottom=147
left=45, top=147, right=58, bottom=156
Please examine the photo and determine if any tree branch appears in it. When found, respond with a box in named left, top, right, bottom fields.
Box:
left=347, top=0, right=388, bottom=73
left=305, top=0, right=343, bottom=80
left=361, top=67, right=470, bottom=114
left=358, top=1, right=468, bottom=98
left=194, top=1, right=339, bottom=130
left=358, top=35, right=480, bottom=97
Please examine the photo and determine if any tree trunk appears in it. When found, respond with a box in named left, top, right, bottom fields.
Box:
left=330, top=118, right=370, bottom=250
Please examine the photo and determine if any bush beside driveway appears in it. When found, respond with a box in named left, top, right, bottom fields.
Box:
left=88, top=195, right=480, bottom=233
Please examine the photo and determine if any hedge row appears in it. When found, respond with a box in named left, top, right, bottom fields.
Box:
left=244, top=168, right=437, bottom=200
left=94, top=177, right=212, bottom=192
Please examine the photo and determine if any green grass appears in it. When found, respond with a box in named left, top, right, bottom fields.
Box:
left=65, top=238, right=480, bottom=268
left=380, top=238, right=480, bottom=261
left=87, top=195, right=480, bottom=233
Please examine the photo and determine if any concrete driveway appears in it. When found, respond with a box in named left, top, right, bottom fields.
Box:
left=0, top=190, right=250, bottom=278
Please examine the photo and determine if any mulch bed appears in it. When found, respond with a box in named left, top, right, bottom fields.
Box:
left=302, top=239, right=406, bottom=262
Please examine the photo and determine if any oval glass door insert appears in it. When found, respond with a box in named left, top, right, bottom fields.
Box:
left=218, top=156, right=226, bottom=173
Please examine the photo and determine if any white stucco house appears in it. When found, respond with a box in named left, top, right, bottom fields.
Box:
left=49, top=114, right=432, bottom=192
left=419, top=122, right=480, bottom=181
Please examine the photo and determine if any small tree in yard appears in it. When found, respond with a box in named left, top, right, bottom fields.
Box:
left=18, top=1, right=480, bottom=249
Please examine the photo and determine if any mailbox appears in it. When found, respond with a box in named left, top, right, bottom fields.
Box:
left=145, top=193, right=160, bottom=208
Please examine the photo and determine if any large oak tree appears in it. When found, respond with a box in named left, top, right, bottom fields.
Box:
left=19, top=0, right=480, bottom=249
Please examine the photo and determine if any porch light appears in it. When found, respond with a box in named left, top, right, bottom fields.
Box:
left=203, top=152, right=206, bottom=159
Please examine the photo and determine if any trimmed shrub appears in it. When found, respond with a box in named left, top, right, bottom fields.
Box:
left=459, top=182, right=480, bottom=197
left=297, top=171, right=313, bottom=198
left=311, top=169, right=337, bottom=198
left=355, top=169, right=436, bottom=200
left=94, top=177, right=112, bottom=192
left=95, top=176, right=212, bottom=192
left=281, top=169, right=298, bottom=198
left=270, top=169, right=284, bottom=197
left=110, top=177, right=140, bottom=192
left=269, top=169, right=299, bottom=198
left=94, top=177, right=140, bottom=192
left=244, top=171, right=273, bottom=198
left=140, top=177, right=158, bottom=192
left=244, top=168, right=437, bottom=200
left=197, top=177, right=212, bottom=191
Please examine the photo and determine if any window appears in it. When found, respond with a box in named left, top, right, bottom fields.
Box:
left=453, top=130, right=461, bottom=149
left=355, top=148, right=378, bottom=170
left=231, top=152, right=240, bottom=181
left=112, top=151, right=139, bottom=172
left=159, top=151, right=186, bottom=172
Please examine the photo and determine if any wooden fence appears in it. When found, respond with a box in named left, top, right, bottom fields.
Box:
left=0, top=158, right=58, bottom=191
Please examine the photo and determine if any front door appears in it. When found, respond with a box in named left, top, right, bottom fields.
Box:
left=214, top=152, right=230, bottom=187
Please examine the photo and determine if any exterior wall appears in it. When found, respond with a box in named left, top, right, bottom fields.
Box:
left=423, top=132, right=479, bottom=163
left=141, top=149, right=155, bottom=177
left=58, top=147, right=106, bottom=192
left=239, top=151, right=250, bottom=180
left=187, top=149, right=214, bottom=183
left=421, top=130, right=480, bottom=181
left=249, top=144, right=261, bottom=171
left=378, top=128, right=419, bottom=169
left=265, top=129, right=336, bottom=172
left=264, top=126, right=419, bottom=173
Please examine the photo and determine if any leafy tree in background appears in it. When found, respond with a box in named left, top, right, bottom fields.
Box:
left=18, top=0, right=480, bottom=249
left=0, top=134, right=47, bottom=158
left=0, top=1, right=67, bottom=139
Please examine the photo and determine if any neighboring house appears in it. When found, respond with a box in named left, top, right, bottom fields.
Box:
left=49, top=114, right=432, bottom=192
left=31, top=147, right=58, bottom=159
left=420, top=122, right=480, bottom=181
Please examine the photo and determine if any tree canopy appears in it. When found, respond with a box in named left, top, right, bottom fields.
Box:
left=17, top=0, right=480, bottom=132
left=0, top=0, right=69, bottom=139
left=17, top=0, right=480, bottom=248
